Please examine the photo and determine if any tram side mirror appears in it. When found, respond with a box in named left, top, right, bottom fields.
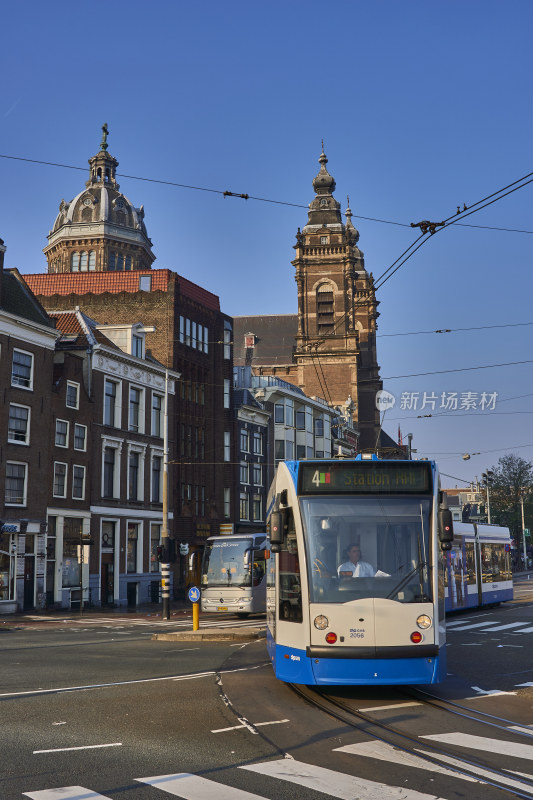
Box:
left=438, top=509, right=454, bottom=550
left=270, top=510, right=285, bottom=553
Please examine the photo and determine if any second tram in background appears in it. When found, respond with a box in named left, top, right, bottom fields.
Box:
left=266, top=455, right=454, bottom=686
left=200, top=531, right=268, bottom=617
left=445, top=522, right=513, bottom=612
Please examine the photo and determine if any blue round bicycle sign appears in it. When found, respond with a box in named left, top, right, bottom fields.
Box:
left=188, top=586, right=200, bottom=603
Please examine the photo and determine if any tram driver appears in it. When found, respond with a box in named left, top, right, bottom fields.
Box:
left=337, top=544, right=375, bottom=578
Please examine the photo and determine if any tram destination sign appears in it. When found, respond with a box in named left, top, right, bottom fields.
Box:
left=298, top=461, right=432, bottom=495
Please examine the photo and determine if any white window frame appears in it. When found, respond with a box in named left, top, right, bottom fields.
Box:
left=253, top=431, right=262, bottom=455
left=11, top=348, right=34, bottom=390
left=224, top=487, right=231, bottom=520
left=151, top=451, right=163, bottom=503
left=72, top=465, right=86, bottom=500
left=151, top=392, right=163, bottom=437
left=102, top=438, right=122, bottom=499
left=127, top=444, right=146, bottom=502
left=66, top=381, right=80, bottom=410
left=8, top=403, right=31, bottom=445
left=129, top=385, right=145, bottom=434
left=224, top=431, right=231, bottom=462
left=53, top=461, right=68, bottom=498
left=104, top=378, right=121, bottom=428
left=5, top=461, right=28, bottom=506
left=74, top=423, right=87, bottom=451
left=223, top=379, right=230, bottom=409
left=55, top=419, right=69, bottom=448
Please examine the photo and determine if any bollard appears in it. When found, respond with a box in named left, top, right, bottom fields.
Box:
left=188, top=586, right=201, bottom=631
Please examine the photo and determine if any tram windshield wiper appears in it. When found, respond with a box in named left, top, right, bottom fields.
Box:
left=386, top=562, right=428, bottom=601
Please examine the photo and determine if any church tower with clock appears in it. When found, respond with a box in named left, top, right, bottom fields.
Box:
left=43, top=124, right=155, bottom=274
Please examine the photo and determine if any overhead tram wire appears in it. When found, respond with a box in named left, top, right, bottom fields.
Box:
left=378, top=321, right=533, bottom=337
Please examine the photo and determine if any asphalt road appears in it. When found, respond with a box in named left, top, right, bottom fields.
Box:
left=1, top=579, right=533, bottom=800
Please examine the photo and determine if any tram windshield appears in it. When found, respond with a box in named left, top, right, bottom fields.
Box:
left=201, top=538, right=257, bottom=588
left=300, top=496, right=432, bottom=604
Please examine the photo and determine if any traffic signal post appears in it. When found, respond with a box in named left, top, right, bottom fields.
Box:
left=161, top=369, right=170, bottom=620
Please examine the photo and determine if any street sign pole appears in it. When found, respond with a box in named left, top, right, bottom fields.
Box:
left=161, top=369, right=170, bottom=620
left=188, top=585, right=200, bottom=630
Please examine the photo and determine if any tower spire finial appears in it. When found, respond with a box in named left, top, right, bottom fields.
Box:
left=101, top=122, right=109, bottom=152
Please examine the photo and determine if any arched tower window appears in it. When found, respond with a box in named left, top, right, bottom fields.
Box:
left=97, top=168, right=102, bottom=182
left=88, top=251, right=96, bottom=271
left=316, top=283, right=335, bottom=335
left=109, top=252, right=116, bottom=270
left=71, top=252, right=80, bottom=272
left=80, top=251, right=88, bottom=271
left=125, top=255, right=132, bottom=271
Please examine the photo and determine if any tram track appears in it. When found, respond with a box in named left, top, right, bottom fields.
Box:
left=288, top=682, right=533, bottom=799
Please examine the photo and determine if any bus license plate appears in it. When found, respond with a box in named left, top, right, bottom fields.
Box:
left=217, top=606, right=228, bottom=611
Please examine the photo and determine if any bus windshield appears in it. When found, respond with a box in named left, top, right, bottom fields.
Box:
left=300, top=495, right=433, bottom=603
left=201, top=538, right=254, bottom=588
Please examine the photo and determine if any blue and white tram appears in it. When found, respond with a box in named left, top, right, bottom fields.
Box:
left=444, top=522, right=513, bottom=612
left=200, top=532, right=268, bottom=618
left=266, top=456, right=454, bottom=686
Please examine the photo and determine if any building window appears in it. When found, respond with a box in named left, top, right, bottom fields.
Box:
left=103, top=447, right=116, bottom=498
left=275, top=440, right=285, bottom=460
left=320, top=235, right=329, bottom=245
left=132, top=334, right=143, bottom=358
left=286, top=440, right=294, bottom=460
left=223, top=379, right=230, bottom=409
left=109, top=251, right=116, bottom=270
left=5, top=462, right=27, bottom=505
left=253, top=463, right=262, bottom=486
left=74, top=424, right=87, bottom=451
left=240, top=493, right=249, bottom=521
left=240, top=428, right=249, bottom=452
left=140, top=275, right=152, bottom=292
left=151, top=393, right=163, bottom=437
left=296, top=444, right=306, bottom=460
left=295, top=410, right=305, bottom=430
left=125, top=255, right=132, bottom=270
left=11, top=349, right=33, bottom=389
left=129, top=387, right=142, bottom=432
left=224, top=487, right=231, bottom=520
left=253, top=431, right=263, bottom=455
left=66, top=381, right=80, bottom=409
left=127, top=523, right=139, bottom=573
left=71, top=252, right=80, bottom=271
left=274, top=403, right=284, bottom=424
left=240, top=462, right=249, bottom=484
left=150, top=524, right=161, bottom=573
left=253, top=495, right=262, bottom=521
left=317, top=283, right=335, bottom=334
left=80, top=251, right=88, bottom=271
left=320, top=198, right=328, bottom=207
left=129, top=452, right=140, bottom=501
left=53, top=462, right=67, bottom=498
left=55, top=419, right=69, bottom=447
left=104, top=379, right=119, bottom=427
left=88, top=251, right=96, bottom=270
left=151, top=455, right=162, bottom=503
left=72, top=465, right=86, bottom=500
left=315, top=417, right=324, bottom=437
left=224, top=431, right=231, bottom=462
left=224, top=325, right=232, bottom=359
left=8, top=404, right=30, bottom=444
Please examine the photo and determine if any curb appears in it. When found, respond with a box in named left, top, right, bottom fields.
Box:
left=152, top=627, right=266, bottom=642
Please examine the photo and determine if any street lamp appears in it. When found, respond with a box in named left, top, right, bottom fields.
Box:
left=161, top=368, right=170, bottom=620
left=481, top=470, right=494, bottom=524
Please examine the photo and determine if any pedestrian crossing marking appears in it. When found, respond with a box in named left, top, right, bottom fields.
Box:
left=23, top=788, right=112, bottom=799
left=422, top=732, right=533, bottom=760
left=242, top=757, right=441, bottom=799
left=334, top=741, right=479, bottom=782
left=413, top=750, right=533, bottom=795
left=136, top=772, right=264, bottom=798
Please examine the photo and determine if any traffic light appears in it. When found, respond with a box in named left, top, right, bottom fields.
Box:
left=481, top=470, right=494, bottom=487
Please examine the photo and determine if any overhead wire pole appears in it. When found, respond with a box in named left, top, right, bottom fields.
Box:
left=161, top=368, right=170, bottom=620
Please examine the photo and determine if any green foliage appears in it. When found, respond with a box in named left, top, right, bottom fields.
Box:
left=487, top=454, right=533, bottom=539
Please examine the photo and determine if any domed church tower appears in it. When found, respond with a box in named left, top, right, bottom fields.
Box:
left=292, top=146, right=382, bottom=449
left=44, top=124, right=155, bottom=274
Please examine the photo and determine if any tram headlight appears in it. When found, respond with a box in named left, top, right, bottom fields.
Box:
left=314, top=615, right=329, bottom=630
left=416, top=614, right=432, bottom=629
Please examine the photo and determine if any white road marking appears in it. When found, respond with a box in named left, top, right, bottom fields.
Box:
left=447, top=621, right=508, bottom=631
left=335, top=741, right=479, bottom=781
left=24, top=788, right=112, bottom=799
left=415, top=750, right=533, bottom=795
left=211, top=719, right=289, bottom=733
left=422, top=732, right=533, bottom=760
left=479, top=622, right=530, bottom=632
left=242, top=757, right=441, bottom=799
left=512, top=627, right=533, bottom=633
left=362, top=701, right=422, bottom=712
left=34, top=743, right=122, bottom=754
left=508, top=725, right=533, bottom=736
left=469, top=685, right=517, bottom=696
left=136, top=772, right=265, bottom=798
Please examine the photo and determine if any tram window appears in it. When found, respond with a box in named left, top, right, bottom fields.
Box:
left=465, top=542, right=477, bottom=585
left=278, top=509, right=302, bottom=623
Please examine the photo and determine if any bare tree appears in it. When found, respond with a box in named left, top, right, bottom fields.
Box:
left=488, top=454, right=533, bottom=545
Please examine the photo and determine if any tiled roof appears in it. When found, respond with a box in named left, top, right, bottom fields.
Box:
left=23, top=270, right=221, bottom=311
left=2, top=269, right=56, bottom=328
left=233, top=314, right=298, bottom=366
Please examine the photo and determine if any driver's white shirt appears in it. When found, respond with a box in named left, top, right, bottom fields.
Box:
left=337, top=560, right=375, bottom=577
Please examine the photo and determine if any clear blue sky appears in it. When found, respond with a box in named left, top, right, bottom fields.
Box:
left=2, top=1, right=532, bottom=487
